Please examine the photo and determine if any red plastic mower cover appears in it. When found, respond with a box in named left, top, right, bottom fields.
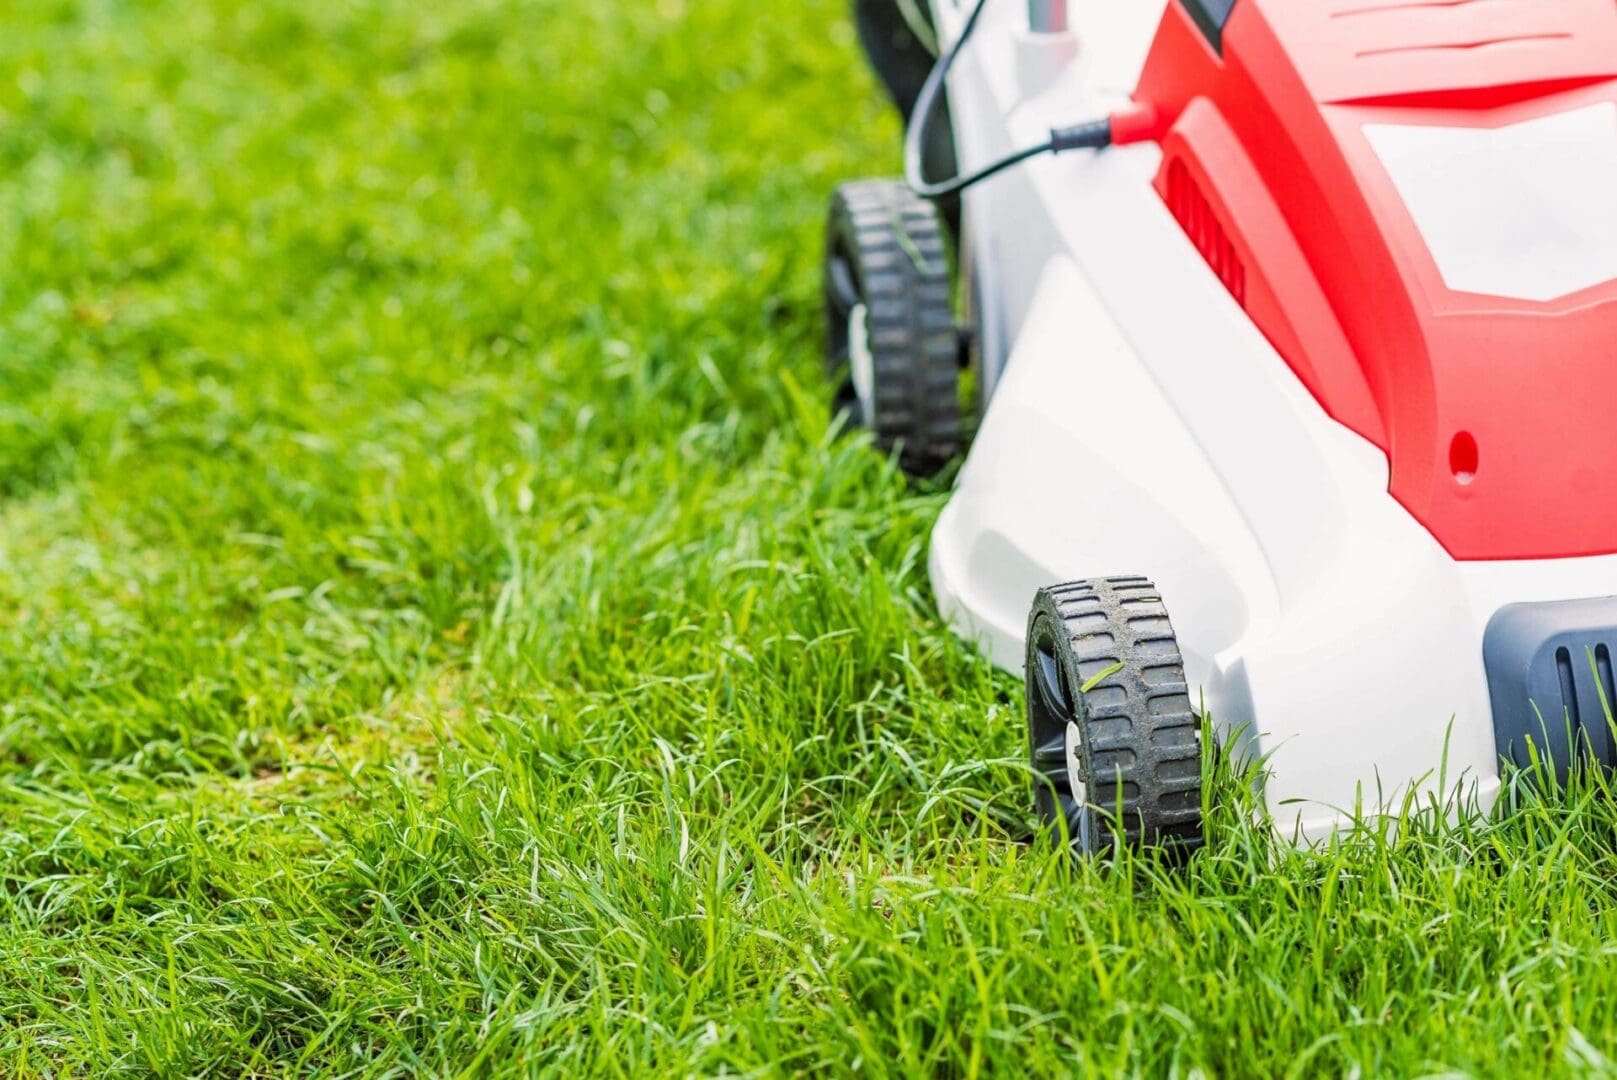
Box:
left=1135, top=0, right=1617, bottom=561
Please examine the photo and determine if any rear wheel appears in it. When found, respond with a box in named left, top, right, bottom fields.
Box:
left=824, top=179, right=962, bottom=475
left=1026, top=577, right=1205, bottom=856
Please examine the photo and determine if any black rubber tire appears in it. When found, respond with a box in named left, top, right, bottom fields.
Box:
left=1026, top=577, right=1205, bottom=856
left=853, top=0, right=934, bottom=118
left=824, top=179, right=961, bottom=475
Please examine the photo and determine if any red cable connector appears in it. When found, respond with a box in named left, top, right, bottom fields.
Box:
left=1108, top=101, right=1164, bottom=146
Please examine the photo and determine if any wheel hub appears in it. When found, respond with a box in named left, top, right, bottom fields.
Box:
left=847, top=302, right=875, bottom=427
left=1064, top=719, right=1087, bottom=807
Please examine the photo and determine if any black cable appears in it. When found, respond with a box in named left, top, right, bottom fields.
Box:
left=904, top=0, right=1115, bottom=200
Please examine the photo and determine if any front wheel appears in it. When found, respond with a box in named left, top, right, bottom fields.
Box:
left=1026, top=577, right=1205, bottom=856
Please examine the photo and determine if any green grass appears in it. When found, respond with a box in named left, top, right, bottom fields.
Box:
left=5, top=0, right=1617, bottom=1075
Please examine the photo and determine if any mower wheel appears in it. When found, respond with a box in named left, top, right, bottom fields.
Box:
left=824, top=179, right=961, bottom=475
left=1026, top=577, right=1205, bottom=856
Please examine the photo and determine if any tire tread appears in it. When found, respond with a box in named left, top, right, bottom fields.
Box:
left=824, top=179, right=960, bottom=474
left=1027, top=576, right=1206, bottom=853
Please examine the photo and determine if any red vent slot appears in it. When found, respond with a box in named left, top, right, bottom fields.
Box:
left=1165, top=157, right=1246, bottom=306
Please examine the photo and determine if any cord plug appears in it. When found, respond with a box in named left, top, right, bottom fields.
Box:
left=1048, top=119, right=1113, bottom=154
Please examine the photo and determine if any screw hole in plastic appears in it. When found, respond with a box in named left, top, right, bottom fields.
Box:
left=1450, top=431, right=1478, bottom=486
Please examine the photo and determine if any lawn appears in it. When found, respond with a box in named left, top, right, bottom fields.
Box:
left=4, top=0, right=1617, bottom=1075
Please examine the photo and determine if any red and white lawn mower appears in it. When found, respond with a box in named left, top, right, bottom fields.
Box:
left=824, top=0, right=1617, bottom=851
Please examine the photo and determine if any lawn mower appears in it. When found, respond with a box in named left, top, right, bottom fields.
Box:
left=824, top=0, right=1617, bottom=851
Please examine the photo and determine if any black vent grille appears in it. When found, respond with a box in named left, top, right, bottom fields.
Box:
left=1486, top=599, right=1617, bottom=780
left=1179, top=0, right=1239, bottom=54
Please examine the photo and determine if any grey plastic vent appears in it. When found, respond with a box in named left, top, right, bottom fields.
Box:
left=1484, top=597, right=1617, bottom=780
left=1179, top=0, right=1238, bottom=53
